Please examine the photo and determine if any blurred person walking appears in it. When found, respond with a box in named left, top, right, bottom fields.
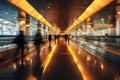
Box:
left=33, top=31, right=44, bottom=55
left=48, top=34, right=52, bottom=46
left=13, top=31, right=27, bottom=66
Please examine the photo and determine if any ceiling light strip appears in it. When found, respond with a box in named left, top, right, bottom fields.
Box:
left=65, top=0, right=114, bottom=33
left=7, top=0, right=57, bottom=32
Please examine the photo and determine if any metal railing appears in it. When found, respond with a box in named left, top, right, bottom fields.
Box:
left=73, top=36, right=120, bottom=51
left=0, top=35, right=48, bottom=50
left=0, top=35, right=48, bottom=62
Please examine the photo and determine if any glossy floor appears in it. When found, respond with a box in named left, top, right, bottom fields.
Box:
left=0, top=38, right=120, bottom=80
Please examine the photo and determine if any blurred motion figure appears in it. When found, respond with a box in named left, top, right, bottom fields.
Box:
left=13, top=31, right=27, bottom=66
left=33, top=31, right=43, bottom=55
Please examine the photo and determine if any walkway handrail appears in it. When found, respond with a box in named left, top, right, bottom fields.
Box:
left=0, top=35, right=46, bottom=48
left=78, top=36, right=120, bottom=44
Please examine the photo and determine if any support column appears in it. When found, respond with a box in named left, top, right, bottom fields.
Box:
left=79, top=26, right=83, bottom=36
left=48, top=28, right=50, bottom=34
left=82, top=22, right=87, bottom=35
left=73, top=28, right=75, bottom=37
left=43, top=25, right=46, bottom=38
left=108, top=27, right=115, bottom=35
left=74, top=27, right=78, bottom=40
left=107, top=15, right=116, bottom=35
left=18, top=10, right=26, bottom=33
left=25, top=14, right=30, bottom=36
left=86, top=17, right=94, bottom=36
left=116, top=0, right=120, bottom=35
left=116, top=20, right=120, bottom=35
left=38, top=21, right=42, bottom=33
left=45, top=26, right=48, bottom=38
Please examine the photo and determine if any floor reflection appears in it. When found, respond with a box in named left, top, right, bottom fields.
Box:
left=69, top=40, right=120, bottom=80
left=0, top=39, right=120, bottom=80
left=32, top=54, right=43, bottom=80
left=13, top=64, right=30, bottom=80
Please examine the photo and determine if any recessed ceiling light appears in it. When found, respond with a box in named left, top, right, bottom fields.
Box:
left=5, top=12, right=8, bottom=14
left=0, top=18, right=2, bottom=21
left=117, top=11, right=120, bottom=14
left=14, top=17, right=16, bottom=19
left=3, top=21, right=9, bottom=24
left=47, top=6, right=50, bottom=8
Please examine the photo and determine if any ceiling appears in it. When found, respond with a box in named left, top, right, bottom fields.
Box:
left=28, top=0, right=116, bottom=31
left=0, top=0, right=116, bottom=31
left=28, top=0, right=94, bottom=31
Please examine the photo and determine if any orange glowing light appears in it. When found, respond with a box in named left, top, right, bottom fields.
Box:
left=65, top=0, right=114, bottom=33
left=26, top=57, right=30, bottom=61
left=42, top=44, right=57, bottom=73
left=13, top=63, right=16, bottom=70
left=27, top=75, right=37, bottom=80
left=67, top=44, right=94, bottom=80
left=100, top=63, right=104, bottom=70
left=7, top=0, right=59, bottom=33
left=87, top=56, right=91, bottom=61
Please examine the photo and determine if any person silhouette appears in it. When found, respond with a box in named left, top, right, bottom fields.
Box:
left=64, top=34, right=68, bottom=42
left=33, top=31, right=43, bottom=55
left=54, top=35, right=57, bottom=44
left=48, top=34, right=52, bottom=46
left=13, top=31, right=27, bottom=66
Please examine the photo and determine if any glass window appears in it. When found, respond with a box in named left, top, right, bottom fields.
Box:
left=30, top=17, right=37, bottom=35
left=0, top=0, right=18, bottom=35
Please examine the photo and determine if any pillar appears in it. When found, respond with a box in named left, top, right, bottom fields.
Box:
left=82, top=22, right=87, bottom=35
left=38, top=21, right=41, bottom=31
left=25, top=14, right=30, bottom=36
left=79, top=26, right=83, bottom=36
left=74, top=27, right=79, bottom=40
left=116, top=0, right=120, bottom=35
left=107, top=15, right=116, bottom=35
left=86, top=17, right=94, bottom=36
left=45, top=26, right=48, bottom=37
left=108, top=27, right=115, bottom=35
left=43, top=25, right=46, bottom=38
left=18, top=10, right=26, bottom=33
